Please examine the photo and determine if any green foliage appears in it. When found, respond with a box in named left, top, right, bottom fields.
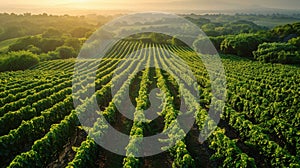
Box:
left=42, top=28, right=62, bottom=38
left=224, top=106, right=300, bottom=167
left=150, top=32, right=168, bottom=44
left=206, top=22, right=300, bottom=62
left=39, top=51, right=60, bottom=61
left=0, top=37, right=20, bottom=53
left=8, top=35, right=80, bottom=60
left=26, top=45, right=41, bottom=54
left=193, top=37, right=218, bottom=55
left=200, top=20, right=266, bottom=37
left=8, top=36, right=64, bottom=53
left=123, top=155, right=140, bottom=168
left=64, top=38, right=82, bottom=52
left=8, top=110, right=78, bottom=168
left=70, top=27, right=93, bottom=38
left=0, top=41, right=300, bottom=168
left=0, top=25, right=26, bottom=41
left=55, top=46, right=77, bottom=59
left=0, top=51, right=39, bottom=72
left=125, top=32, right=183, bottom=46
left=171, top=141, right=195, bottom=168
left=67, top=138, right=99, bottom=168
left=0, top=13, right=98, bottom=41
left=221, top=33, right=266, bottom=58
left=0, top=96, right=74, bottom=164
left=270, top=22, right=300, bottom=41
left=209, top=36, right=227, bottom=51
left=253, top=42, right=300, bottom=64
left=201, top=23, right=222, bottom=36
left=39, top=38, right=64, bottom=53
left=8, top=36, right=41, bottom=52
left=171, top=35, right=188, bottom=46
left=1, top=26, right=300, bottom=168
left=185, top=16, right=211, bottom=26
left=288, top=37, right=300, bottom=48
left=209, top=128, right=256, bottom=168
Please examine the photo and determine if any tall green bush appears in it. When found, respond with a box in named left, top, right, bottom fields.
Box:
left=221, top=33, right=266, bottom=58
left=0, top=51, right=39, bottom=72
left=253, top=42, right=300, bottom=64
left=55, top=46, right=77, bottom=59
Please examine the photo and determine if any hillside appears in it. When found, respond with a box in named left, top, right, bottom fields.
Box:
left=0, top=41, right=299, bottom=167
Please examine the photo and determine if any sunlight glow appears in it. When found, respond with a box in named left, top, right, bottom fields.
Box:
left=0, top=0, right=298, bottom=12
left=63, top=0, right=88, bottom=3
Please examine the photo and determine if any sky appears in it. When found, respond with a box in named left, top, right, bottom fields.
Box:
left=0, top=0, right=299, bottom=14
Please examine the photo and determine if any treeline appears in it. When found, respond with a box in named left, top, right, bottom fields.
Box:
left=0, top=13, right=113, bottom=41
left=186, top=17, right=267, bottom=36
left=208, top=22, right=300, bottom=65
left=8, top=28, right=85, bottom=60
left=123, top=21, right=300, bottom=65
left=124, top=32, right=186, bottom=46
left=0, top=13, right=115, bottom=72
left=1, top=13, right=299, bottom=72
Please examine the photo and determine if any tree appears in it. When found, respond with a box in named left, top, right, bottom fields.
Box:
left=39, top=51, right=60, bottom=61
left=64, top=38, right=82, bottom=52
left=39, top=38, right=64, bottom=53
left=0, top=26, right=25, bottom=41
left=209, top=36, right=227, bottom=51
left=42, top=28, right=62, bottom=38
left=26, top=45, right=41, bottom=54
left=9, top=36, right=41, bottom=52
left=270, top=22, right=300, bottom=41
left=70, top=27, right=92, bottom=38
left=221, top=33, right=266, bottom=58
left=56, top=46, right=77, bottom=59
left=0, top=51, right=39, bottom=72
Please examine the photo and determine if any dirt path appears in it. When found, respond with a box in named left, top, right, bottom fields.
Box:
left=47, top=127, right=87, bottom=168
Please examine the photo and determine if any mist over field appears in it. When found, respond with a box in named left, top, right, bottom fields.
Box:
left=0, top=0, right=299, bottom=15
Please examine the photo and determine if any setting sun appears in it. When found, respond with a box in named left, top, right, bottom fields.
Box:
left=66, top=0, right=88, bottom=3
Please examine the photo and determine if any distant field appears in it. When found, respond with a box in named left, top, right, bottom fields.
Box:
left=199, top=14, right=300, bottom=28
left=254, top=18, right=300, bottom=28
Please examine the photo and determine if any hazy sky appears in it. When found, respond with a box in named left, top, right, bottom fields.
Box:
left=0, top=0, right=299, bottom=13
